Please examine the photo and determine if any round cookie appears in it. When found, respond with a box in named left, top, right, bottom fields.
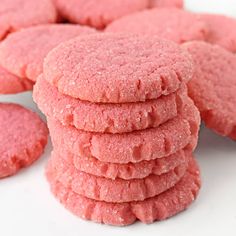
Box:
left=182, top=41, right=236, bottom=140
left=47, top=157, right=201, bottom=226
left=106, top=9, right=208, bottom=44
left=0, top=24, right=96, bottom=82
left=48, top=115, right=190, bottom=164
left=53, top=0, right=149, bottom=29
left=43, top=33, right=193, bottom=103
left=57, top=148, right=188, bottom=180
left=0, top=66, right=33, bottom=94
left=47, top=151, right=189, bottom=203
left=34, top=75, right=188, bottom=133
left=48, top=96, right=199, bottom=164
left=200, top=14, right=236, bottom=53
left=150, top=0, right=183, bottom=8
left=0, top=103, right=48, bottom=178
left=0, top=0, right=57, bottom=40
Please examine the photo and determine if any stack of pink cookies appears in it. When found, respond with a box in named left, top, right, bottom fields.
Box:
left=34, top=33, right=201, bottom=226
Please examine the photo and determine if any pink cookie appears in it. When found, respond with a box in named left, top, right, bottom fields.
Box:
left=200, top=14, right=236, bottom=53
left=57, top=148, right=188, bottom=180
left=183, top=41, right=236, bottom=140
left=53, top=0, right=149, bottom=29
left=0, top=103, right=48, bottom=178
left=0, top=66, right=33, bottom=94
left=47, top=151, right=189, bottom=203
left=48, top=96, right=200, bottom=164
left=149, top=0, right=183, bottom=8
left=0, top=24, right=96, bottom=82
left=106, top=9, right=208, bottom=44
left=0, top=0, right=57, bottom=40
left=181, top=94, right=201, bottom=151
left=47, top=157, right=201, bottom=226
left=43, top=33, right=193, bottom=103
left=34, top=75, right=188, bottom=133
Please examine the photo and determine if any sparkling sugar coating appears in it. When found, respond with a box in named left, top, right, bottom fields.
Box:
left=47, top=151, right=189, bottom=203
left=48, top=96, right=200, bottom=164
left=106, top=9, right=208, bottom=44
left=43, top=33, right=193, bottom=103
left=34, top=75, right=188, bottom=133
left=0, top=24, right=96, bottom=81
left=0, top=103, right=48, bottom=178
left=183, top=41, right=236, bottom=140
left=52, top=0, right=149, bottom=29
left=47, top=157, right=201, bottom=226
left=0, top=0, right=57, bottom=40
left=0, top=65, right=33, bottom=94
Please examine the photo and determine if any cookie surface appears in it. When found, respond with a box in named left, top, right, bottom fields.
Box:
left=43, top=33, right=193, bottom=103
left=150, top=0, right=183, bottom=8
left=0, top=0, right=57, bottom=40
left=53, top=0, right=149, bottom=29
left=0, top=66, right=33, bottom=94
left=200, top=14, right=236, bottom=52
left=47, top=157, right=201, bottom=226
left=181, top=94, right=201, bottom=151
left=48, top=96, right=199, bottom=164
left=0, top=103, right=48, bottom=178
left=55, top=148, right=188, bottom=180
left=0, top=24, right=96, bottom=82
left=47, top=151, right=188, bottom=203
left=34, top=75, right=188, bottom=133
left=183, top=41, right=236, bottom=140
left=106, top=9, right=208, bottom=44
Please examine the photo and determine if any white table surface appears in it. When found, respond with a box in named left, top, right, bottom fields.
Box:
left=1, top=1, right=236, bottom=235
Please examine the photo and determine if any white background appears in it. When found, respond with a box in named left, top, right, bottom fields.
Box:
left=1, top=1, right=236, bottom=235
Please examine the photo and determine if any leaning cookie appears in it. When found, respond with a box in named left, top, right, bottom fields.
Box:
left=0, top=103, right=48, bottom=178
left=182, top=41, right=236, bottom=140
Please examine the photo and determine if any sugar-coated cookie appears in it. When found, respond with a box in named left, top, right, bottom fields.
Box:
left=0, top=24, right=96, bottom=81
left=183, top=41, right=236, bottom=140
left=0, top=0, right=57, bottom=40
left=47, top=151, right=189, bottom=202
left=48, top=97, right=199, bottom=164
left=0, top=66, right=33, bottom=94
left=53, top=0, right=149, bottom=29
left=44, top=33, right=193, bottom=103
left=47, top=157, right=201, bottom=226
left=56, top=148, right=188, bottom=180
left=34, top=75, right=188, bottom=133
left=0, top=103, right=48, bottom=178
left=200, top=14, right=236, bottom=52
left=106, top=9, right=208, bottom=44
